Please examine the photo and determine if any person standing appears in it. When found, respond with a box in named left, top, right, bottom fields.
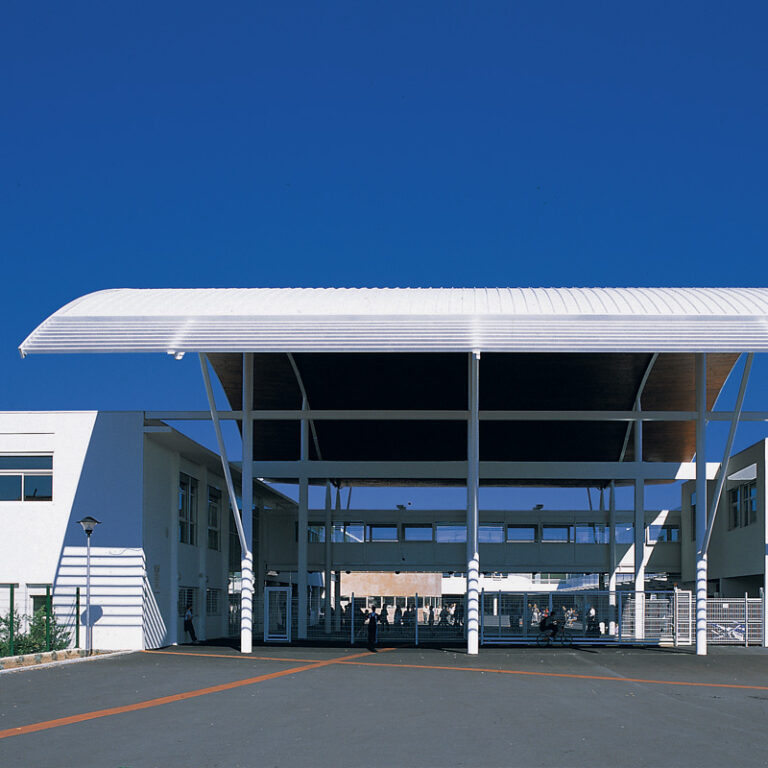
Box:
left=184, top=604, right=197, bottom=644
left=367, top=606, right=378, bottom=651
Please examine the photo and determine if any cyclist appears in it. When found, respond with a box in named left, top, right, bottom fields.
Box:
left=539, top=609, right=560, bottom=641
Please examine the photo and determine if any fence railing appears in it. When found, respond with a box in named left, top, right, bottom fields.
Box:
left=1, top=583, right=79, bottom=657
left=227, top=588, right=765, bottom=647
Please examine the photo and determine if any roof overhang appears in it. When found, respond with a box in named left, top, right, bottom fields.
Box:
left=19, top=287, right=768, bottom=356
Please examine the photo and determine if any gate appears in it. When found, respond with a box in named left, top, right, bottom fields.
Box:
left=264, top=587, right=291, bottom=643
left=480, top=590, right=693, bottom=646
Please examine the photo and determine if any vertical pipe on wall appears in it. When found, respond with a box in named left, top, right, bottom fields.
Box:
left=241, top=353, right=254, bottom=654
left=466, top=351, right=481, bottom=655
left=298, top=397, right=309, bottom=640
left=695, top=353, right=708, bottom=655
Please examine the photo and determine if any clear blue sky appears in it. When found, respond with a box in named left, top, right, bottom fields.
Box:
left=2, top=2, right=768, bottom=509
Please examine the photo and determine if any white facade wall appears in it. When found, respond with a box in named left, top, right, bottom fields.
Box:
left=0, top=412, right=237, bottom=651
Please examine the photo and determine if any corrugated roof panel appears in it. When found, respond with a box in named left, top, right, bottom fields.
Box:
left=19, top=287, right=768, bottom=355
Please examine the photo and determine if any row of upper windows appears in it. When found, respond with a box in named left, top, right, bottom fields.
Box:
left=0, top=455, right=53, bottom=501
left=301, top=522, right=680, bottom=545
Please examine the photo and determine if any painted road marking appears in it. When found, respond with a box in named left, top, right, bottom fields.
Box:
left=0, top=649, right=390, bottom=740
left=335, top=658, right=768, bottom=691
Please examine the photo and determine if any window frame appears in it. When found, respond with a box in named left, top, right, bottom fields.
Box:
left=0, top=455, right=53, bottom=502
left=207, top=485, right=221, bottom=551
left=179, top=473, right=199, bottom=546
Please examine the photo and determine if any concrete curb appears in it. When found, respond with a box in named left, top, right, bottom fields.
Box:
left=0, top=648, right=135, bottom=672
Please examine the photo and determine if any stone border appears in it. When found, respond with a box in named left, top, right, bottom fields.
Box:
left=0, top=648, right=127, bottom=671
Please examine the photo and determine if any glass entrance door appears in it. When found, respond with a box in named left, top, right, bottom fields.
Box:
left=264, top=587, right=291, bottom=643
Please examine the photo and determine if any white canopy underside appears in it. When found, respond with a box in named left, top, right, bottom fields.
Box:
left=20, top=287, right=768, bottom=355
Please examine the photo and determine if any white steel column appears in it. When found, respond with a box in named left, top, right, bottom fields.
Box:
left=199, top=354, right=251, bottom=652
left=334, top=487, right=342, bottom=632
left=695, top=353, right=708, bottom=655
left=169, top=452, right=180, bottom=645
left=634, top=417, right=645, bottom=639
left=324, top=482, right=332, bottom=634
left=466, top=351, right=481, bottom=655
left=298, top=397, right=309, bottom=639
left=241, top=353, right=254, bottom=654
left=608, top=481, right=617, bottom=636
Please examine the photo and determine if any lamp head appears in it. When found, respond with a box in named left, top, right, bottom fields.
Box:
left=77, top=516, right=101, bottom=535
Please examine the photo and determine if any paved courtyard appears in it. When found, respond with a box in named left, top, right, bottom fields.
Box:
left=2, top=643, right=768, bottom=767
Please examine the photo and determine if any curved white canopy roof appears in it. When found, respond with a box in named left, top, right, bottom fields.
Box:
left=19, top=287, right=768, bottom=355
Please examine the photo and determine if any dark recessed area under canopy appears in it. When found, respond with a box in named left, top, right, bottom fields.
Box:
left=209, top=351, right=738, bottom=488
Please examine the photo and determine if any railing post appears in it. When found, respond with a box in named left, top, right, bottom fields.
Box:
left=9, top=584, right=15, bottom=657
left=745, top=592, right=750, bottom=647
left=673, top=587, right=678, bottom=648
left=414, top=593, right=419, bottom=647
left=350, top=592, right=355, bottom=646
left=618, top=592, right=623, bottom=645
left=45, top=585, right=52, bottom=652
left=75, top=587, right=80, bottom=649
left=480, top=589, right=485, bottom=645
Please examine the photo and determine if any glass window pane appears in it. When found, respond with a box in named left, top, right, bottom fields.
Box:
left=343, top=523, right=364, bottom=543
left=403, top=524, right=433, bottom=542
left=542, top=525, right=572, bottom=543
left=0, top=455, right=52, bottom=469
left=0, top=475, right=22, bottom=500
left=479, top=524, right=504, bottom=543
left=308, top=524, right=326, bottom=543
left=332, top=523, right=346, bottom=543
left=575, top=524, right=596, bottom=544
left=615, top=524, right=634, bottom=544
left=24, top=475, right=52, bottom=501
left=507, top=525, right=536, bottom=542
left=367, top=525, right=398, bottom=542
left=435, top=524, right=467, bottom=543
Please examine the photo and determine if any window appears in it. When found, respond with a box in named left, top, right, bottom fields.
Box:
left=647, top=524, right=680, bottom=543
left=366, top=524, right=398, bottom=542
left=229, top=521, right=241, bottom=572
left=728, top=488, right=740, bottom=530
left=179, top=474, right=198, bottom=545
left=541, top=525, right=573, bottom=543
left=435, top=524, right=467, bottom=543
left=727, top=481, right=759, bottom=529
left=575, top=524, right=610, bottom=544
left=0, top=455, right=53, bottom=501
left=479, top=524, right=504, bottom=543
left=206, top=588, right=220, bottom=615
left=744, top=481, right=758, bottom=526
left=403, top=524, right=433, bottom=542
left=332, top=523, right=364, bottom=543
left=690, top=491, right=696, bottom=541
left=207, top=486, right=221, bottom=550
left=178, top=587, right=197, bottom=617
left=507, top=524, right=537, bottom=543
left=615, top=523, right=634, bottom=544
left=308, top=524, right=325, bottom=542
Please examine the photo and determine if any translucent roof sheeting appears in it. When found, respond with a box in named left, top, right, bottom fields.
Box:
left=19, top=287, right=768, bottom=355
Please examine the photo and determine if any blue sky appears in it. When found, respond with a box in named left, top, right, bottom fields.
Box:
left=2, top=2, right=768, bottom=509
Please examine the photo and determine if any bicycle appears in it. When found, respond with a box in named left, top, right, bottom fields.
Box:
left=536, top=625, right=573, bottom=647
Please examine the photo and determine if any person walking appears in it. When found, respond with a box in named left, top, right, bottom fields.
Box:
left=184, top=604, right=197, bottom=644
left=367, top=606, right=378, bottom=651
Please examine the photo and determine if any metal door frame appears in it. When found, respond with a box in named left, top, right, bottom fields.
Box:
left=264, top=586, right=292, bottom=643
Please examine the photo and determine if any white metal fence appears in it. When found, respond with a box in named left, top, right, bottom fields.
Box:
left=228, top=589, right=765, bottom=647
left=706, top=597, right=763, bottom=645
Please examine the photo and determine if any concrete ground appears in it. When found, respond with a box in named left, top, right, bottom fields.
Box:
left=2, top=642, right=768, bottom=768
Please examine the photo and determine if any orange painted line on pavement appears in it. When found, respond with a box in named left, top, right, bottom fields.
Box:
left=336, top=658, right=768, bottom=692
left=0, top=649, right=385, bottom=741
left=143, top=649, right=322, bottom=664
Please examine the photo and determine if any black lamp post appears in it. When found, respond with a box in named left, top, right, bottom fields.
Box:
left=76, top=516, right=101, bottom=655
